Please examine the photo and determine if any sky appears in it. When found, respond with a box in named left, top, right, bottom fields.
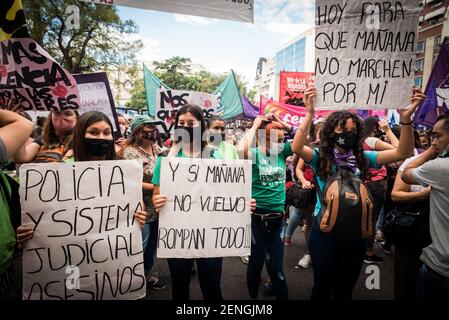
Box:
left=116, top=0, right=315, bottom=89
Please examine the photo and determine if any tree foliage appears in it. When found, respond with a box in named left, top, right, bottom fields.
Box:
left=23, top=0, right=142, bottom=74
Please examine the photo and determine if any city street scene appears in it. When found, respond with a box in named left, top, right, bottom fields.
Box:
left=0, top=0, right=448, bottom=306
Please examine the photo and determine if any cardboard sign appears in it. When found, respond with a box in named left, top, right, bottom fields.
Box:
left=74, top=72, right=120, bottom=132
left=20, top=160, right=146, bottom=300
left=314, top=0, right=420, bottom=110
left=158, top=158, right=252, bottom=258
left=0, top=38, right=80, bottom=111
left=155, top=88, right=218, bottom=134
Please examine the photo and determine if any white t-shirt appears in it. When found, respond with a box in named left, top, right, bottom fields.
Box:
left=399, top=156, right=424, bottom=192
left=412, top=157, right=449, bottom=278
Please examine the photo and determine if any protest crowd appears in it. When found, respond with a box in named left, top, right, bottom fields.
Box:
left=1, top=84, right=449, bottom=301
left=1, top=0, right=449, bottom=303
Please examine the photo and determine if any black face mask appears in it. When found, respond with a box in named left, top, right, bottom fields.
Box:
left=143, top=131, right=157, bottom=141
left=208, top=131, right=225, bottom=146
left=175, top=126, right=199, bottom=144
left=84, top=138, right=113, bottom=156
left=334, top=131, right=357, bottom=149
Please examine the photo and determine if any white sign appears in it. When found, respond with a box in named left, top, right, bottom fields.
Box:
left=79, top=0, right=254, bottom=23
left=19, top=160, right=146, bottom=300
left=77, top=82, right=117, bottom=131
left=74, top=72, right=119, bottom=132
left=314, top=0, right=420, bottom=110
left=155, top=88, right=218, bottom=134
left=158, top=158, right=252, bottom=258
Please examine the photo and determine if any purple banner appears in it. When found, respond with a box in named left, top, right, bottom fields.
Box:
left=415, top=41, right=449, bottom=128
left=241, top=95, right=259, bottom=120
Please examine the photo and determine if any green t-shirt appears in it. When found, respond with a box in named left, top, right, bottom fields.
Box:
left=0, top=137, right=15, bottom=273
left=152, top=148, right=221, bottom=186
left=251, top=142, right=293, bottom=212
left=218, top=141, right=239, bottom=160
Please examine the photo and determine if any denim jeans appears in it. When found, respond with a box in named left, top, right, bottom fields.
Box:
left=247, top=209, right=289, bottom=300
left=309, top=217, right=367, bottom=300
left=366, top=179, right=387, bottom=250
left=142, top=220, right=158, bottom=272
left=167, top=258, right=223, bottom=301
left=285, top=207, right=304, bottom=239
left=416, top=263, right=449, bottom=300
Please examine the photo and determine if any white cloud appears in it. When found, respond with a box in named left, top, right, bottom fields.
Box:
left=173, top=14, right=217, bottom=26
left=254, top=0, right=315, bottom=43
left=128, top=34, right=164, bottom=63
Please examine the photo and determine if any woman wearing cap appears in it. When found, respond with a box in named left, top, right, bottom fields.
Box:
left=119, top=115, right=165, bottom=290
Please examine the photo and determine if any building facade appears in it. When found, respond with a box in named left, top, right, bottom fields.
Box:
left=416, top=0, right=449, bottom=89
left=253, top=57, right=275, bottom=103
left=253, top=28, right=315, bottom=103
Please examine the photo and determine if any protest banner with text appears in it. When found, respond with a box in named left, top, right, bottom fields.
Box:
left=74, top=72, right=120, bottom=132
left=155, top=88, right=218, bottom=134
left=0, top=38, right=80, bottom=111
left=279, top=72, right=314, bottom=106
left=314, top=0, right=420, bottom=110
left=19, top=160, right=146, bottom=300
left=158, top=158, right=252, bottom=258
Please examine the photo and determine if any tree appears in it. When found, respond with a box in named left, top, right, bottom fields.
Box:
left=125, top=78, right=147, bottom=111
left=23, top=0, right=142, bottom=74
left=126, top=56, right=250, bottom=111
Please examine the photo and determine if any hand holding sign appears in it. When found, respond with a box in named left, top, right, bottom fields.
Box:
left=153, top=194, right=168, bottom=213
left=398, top=90, right=426, bottom=123
left=303, top=87, right=316, bottom=115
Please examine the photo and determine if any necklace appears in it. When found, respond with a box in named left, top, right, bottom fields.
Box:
left=138, top=146, right=154, bottom=158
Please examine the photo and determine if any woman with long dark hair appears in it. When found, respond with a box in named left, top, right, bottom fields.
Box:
left=17, top=111, right=147, bottom=254
left=151, top=104, right=256, bottom=301
left=293, top=87, right=424, bottom=300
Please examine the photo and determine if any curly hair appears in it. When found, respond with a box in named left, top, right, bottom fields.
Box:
left=318, top=111, right=369, bottom=180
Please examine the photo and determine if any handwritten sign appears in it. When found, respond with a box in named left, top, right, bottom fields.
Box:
left=314, top=0, right=420, bottom=110
left=19, top=160, right=146, bottom=300
left=74, top=72, right=120, bottom=132
left=0, top=38, right=80, bottom=111
left=155, top=88, right=218, bottom=134
left=158, top=158, right=252, bottom=258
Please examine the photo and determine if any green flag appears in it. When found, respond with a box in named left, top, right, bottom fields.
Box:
left=214, top=70, right=243, bottom=119
left=143, top=64, right=170, bottom=116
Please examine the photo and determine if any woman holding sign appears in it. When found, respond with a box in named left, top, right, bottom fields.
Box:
left=151, top=104, right=256, bottom=301
left=293, top=87, right=424, bottom=300
left=120, top=115, right=166, bottom=290
left=238, top=112, right=301, bottom=300
left=17, top=112, right=148, bottom=246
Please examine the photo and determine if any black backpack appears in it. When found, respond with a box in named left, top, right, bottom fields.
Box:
left=285, top=183, right=309, bottom=209
left=383, top=200, right=431, bottom=249
left=316, top=168, right=374, bottom=239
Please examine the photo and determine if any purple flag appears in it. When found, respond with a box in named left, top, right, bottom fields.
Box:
left=241, top=96, right=259, bottom=119
left=415, top=41, right=449, bottom=127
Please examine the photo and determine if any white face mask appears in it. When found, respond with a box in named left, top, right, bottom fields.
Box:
left=269, top=142, right=284, bottom=155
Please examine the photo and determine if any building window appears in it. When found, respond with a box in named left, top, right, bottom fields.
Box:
left=416, top=59, right=424, bottom=72
left=435, top=35, right=442, bottom=50
left=417, top=41, right=425, bottom=53
left=415, top=77, right=423, bottom=88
